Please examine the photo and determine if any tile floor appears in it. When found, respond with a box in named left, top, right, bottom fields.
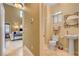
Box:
left=40, top=37, right=69, bottom=56
left=4, top=39, right=69, bottom=56
left=5, top=40, right=23, bottom=56
left=4, top=39, right=33, bottom=56
left=40, top=47, right=69, bottom=56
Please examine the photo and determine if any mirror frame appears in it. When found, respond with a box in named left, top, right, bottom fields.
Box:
left=64, top=12, right=79, bottom=28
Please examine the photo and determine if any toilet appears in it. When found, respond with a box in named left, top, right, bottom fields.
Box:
left=49, top=35, right=58, bottom=49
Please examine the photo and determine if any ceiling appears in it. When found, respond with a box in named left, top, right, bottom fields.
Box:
left=46, top=3, right=57, bottom=7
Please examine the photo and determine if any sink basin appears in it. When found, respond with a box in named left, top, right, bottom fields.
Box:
left=65, top=35, right=78, bottom=40
left=64, top=35, right=78, bottom=55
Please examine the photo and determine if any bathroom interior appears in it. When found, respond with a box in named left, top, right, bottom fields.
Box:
left=40, top=3, right=79, bottom=56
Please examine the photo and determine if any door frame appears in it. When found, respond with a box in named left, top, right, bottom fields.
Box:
left=0, top=3, right=5, bottom=56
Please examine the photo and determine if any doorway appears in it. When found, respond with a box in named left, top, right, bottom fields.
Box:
left=3, top=3, right=24, bottom=56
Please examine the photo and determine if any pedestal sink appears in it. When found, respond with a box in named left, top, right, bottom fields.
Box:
left=64, top=35, right=78, bottom=55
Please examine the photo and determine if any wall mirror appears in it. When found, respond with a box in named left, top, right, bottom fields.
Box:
left=64, top=12, right=79, bottom=27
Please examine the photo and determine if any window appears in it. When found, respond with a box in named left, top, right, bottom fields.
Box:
left=5, top=23, right=10, bottom=34
left=53, top=15, right=58, bottom=24
left=53, top=12, right=62, bottom=25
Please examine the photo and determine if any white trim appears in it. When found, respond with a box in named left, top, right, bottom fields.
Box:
left=0, top=3, right=5, bottom=56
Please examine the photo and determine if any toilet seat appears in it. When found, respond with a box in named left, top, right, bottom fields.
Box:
left=49, top=40, right=57, bottom=49
left=49, top=41, right=57, bottom=45
left=49, top=35, right=58, bottom=49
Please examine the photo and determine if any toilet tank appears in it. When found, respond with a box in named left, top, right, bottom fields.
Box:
left=52, top=35, right=59, bottom=41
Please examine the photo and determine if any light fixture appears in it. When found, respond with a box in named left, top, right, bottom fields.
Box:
left=54, top=11, right=62, bottom=15
left=20, top=10, right=23, bottom=18
left=13, top=23, right=19, bottom=29
left=20, top=25, right=22, bottom=28
left=14, top=25, right=19, bottom=29
left=14, top=3, right=23, bottom=9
